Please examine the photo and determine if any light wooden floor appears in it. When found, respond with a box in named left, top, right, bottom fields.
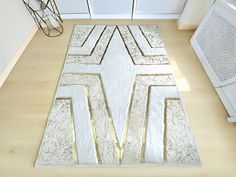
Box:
left=0, top=20, right=236, bottom=177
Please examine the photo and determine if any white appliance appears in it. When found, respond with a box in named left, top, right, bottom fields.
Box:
left=191, top=0, right=236, bottom=122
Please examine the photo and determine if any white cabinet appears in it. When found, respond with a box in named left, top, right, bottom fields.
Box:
left=55, top=0, right=90, bottom=18
left=55, top=0, right=187, bottom=19
left=89, top=0, right=133, bottom=18
left=191, top=0, right=236, bottom=122
left=135, top=0, right=187, bottom=18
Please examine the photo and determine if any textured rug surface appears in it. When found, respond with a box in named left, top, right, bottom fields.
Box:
left=36, top=25, right=200, bottom=167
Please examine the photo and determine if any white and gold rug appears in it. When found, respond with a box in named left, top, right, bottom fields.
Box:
left=36, top=25, right=200, bottom=167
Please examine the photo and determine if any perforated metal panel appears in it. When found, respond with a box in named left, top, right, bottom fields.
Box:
left=195, top=11, right=236, bottom=83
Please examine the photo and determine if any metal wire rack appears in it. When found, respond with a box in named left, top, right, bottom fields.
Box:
left=23, top=0, right=63, bottom=37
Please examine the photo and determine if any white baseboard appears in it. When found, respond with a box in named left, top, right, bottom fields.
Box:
left=0, top=25, right=38, bottom=88
left=176, top=20, right=197, bottom=30
left=61, top=13, right=132, bottom=19
left=91, top=14, right=132, bottom=19
left=61, top=14, right=91, bottom=19
left=60, top=13, right=180, bottom=20
left=133, top=13, right=180, bottom=19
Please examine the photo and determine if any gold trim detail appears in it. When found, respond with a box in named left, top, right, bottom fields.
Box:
left=85, top=88, right=102, bottom=164
left=60, top=73, right=176, bottom=164
left=163, top=98, right=181, bottom=163
left=55, top=97, right=79, bottom=164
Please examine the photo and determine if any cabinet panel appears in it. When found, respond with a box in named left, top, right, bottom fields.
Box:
left=90, top=0, right=133, bottom=14
left=191, top=0, right=236, bottom=121
left=221, top=83, right=236, bottom=115
left=136, top=0, right=186, bottom=14
left=56, top=0, right=89, bottom=14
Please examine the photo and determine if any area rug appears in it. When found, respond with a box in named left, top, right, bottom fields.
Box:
left=36, top=25, right=200, bottom=167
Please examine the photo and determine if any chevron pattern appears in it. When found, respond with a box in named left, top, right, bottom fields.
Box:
left=36, top=25, right=200, bottom=167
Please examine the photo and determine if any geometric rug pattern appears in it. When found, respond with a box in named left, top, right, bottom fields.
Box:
left=36, top=25, right=200, bottom=166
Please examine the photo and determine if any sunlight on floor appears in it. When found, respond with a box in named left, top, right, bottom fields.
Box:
left=169, top=57, right=191, bottom=92
left=176, top=78, right=191, bottom=92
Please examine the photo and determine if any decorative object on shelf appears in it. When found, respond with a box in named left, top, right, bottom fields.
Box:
left=35, top=25, right=200, bottom=167
left=23, top=0, right=63, bottom=37
left=191, top=0, right=236, bottom=122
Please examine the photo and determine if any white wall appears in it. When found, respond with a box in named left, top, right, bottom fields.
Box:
left=177, top=0, right=215, bottom=29
left=0, top=0, right=37, bottom=87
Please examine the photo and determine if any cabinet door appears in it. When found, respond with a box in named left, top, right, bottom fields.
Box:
left=216, top=82, right=236, bottom=117
left=89, top=0, right=133, bottom=15
left=56, top=0, right=89, bottom=14
left=136, top=0, right=186, bottom=14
